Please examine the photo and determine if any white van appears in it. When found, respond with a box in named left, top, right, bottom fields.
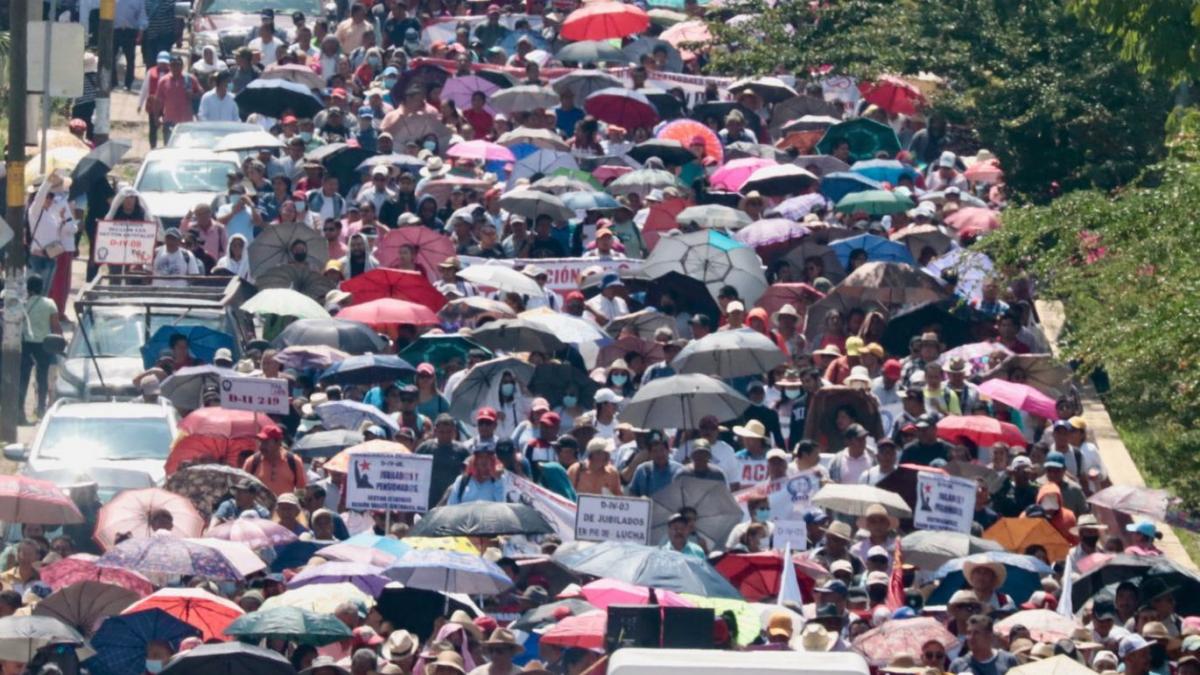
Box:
left=608, top=649, right=871, bottom=675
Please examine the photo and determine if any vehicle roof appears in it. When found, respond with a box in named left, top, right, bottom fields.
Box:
left=608, top=649, right=869, bottom=675
left=49, top=402, right=173, bottom=419
left=141, top=148, right=240, bottom=163
left=173, top=121, right=260, bottom=131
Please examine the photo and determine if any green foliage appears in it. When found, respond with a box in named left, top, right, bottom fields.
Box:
left=705, top=0, right=1172, bottom=199
left=1069, top=0, right=1200, bottom=84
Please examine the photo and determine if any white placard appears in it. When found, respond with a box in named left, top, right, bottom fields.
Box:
left=574, top=494, right=652, bottom=544
left=219, top=376, right=290, bottom=415
left=345, top=452, right=434, bottom=513
left=767, top=470, right=822, bottom=521
left=914, top=472, right=976, bottom=533
left=94, top=220, right=159, bottom=265
left=27, top=22, right=85, bottom=97
left=772, top=518, right=809, bottom=552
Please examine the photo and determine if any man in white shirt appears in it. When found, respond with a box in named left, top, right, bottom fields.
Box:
left=197, top=71, right=240, bottom=121
left=247, top=14, right=284, bottom=66
left=521, top=264, right=560, bottom=311
left=582, top=227, right=627, bottom=260
left=828, top=424, right=876, bottom=485
left=674, top=415, right=738, bottom=485
left=152, top=228, right=202, bottom=287
left=584, top=273, right=628, bottom=325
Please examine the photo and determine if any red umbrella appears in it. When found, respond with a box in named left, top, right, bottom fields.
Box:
left=335, top=298, right=440, bottom=328
left=935, top=415, right=1026, bottom=448
left=713, top=551, right=819, bottom=603
left=341, top=268, right=447, bottom=311
left=121, top=587, right=244, bottom=642
left=755, top=283, right=825, bottom=318
left=0, top=475, right=84, bottom=525
left=852, top=617, right=955, bottom=666
left=641, top=197, right=690, bottom=251
left=178, top=408, right=275, bottom=440
left=539, top=609, right=607, bottom=649
left=858, top=76, right=925, bottom=115
left=585, top=88, right=659, bottom=131
left=94, top=488, right=207, bottom=550
left=658, top=119, right=723, bottom=166
left=964, top=159, right=1003, bottom=183
left=39, top=554, right=155, bottom=597
left=561, top=2, right=649, bottom=41
left=165, top=435, right=258, bottom=475
left=375, top=228, right=455, bottom=282
left=944, top=207, right=1001, bottom=238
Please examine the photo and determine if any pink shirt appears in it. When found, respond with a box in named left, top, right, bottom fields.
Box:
left=157, top=73, right=198, bottom=124
left=181, top=220, right=227, bottom=260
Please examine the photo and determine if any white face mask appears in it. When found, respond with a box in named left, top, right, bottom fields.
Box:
left=1040, top=495, right=1059, bottom=511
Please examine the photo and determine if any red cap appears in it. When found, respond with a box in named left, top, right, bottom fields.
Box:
left=352, top=626, right=384, bottom=649
left=474, top=615, right=499, bottom=633
left=689, top=135, right=706, bottom=147
left=476, top=407, right=498, bottom=422
left=281, top=115, right=298, bottom=125
left=539, top=411, right=562, bottom=427
left=882, top=359, right=902, bottom=378
left=417, top=362, right=436, bottom=376
left=331, top=87, right=348, bottom=99
left=566, top=290, right=585, bottom=302
left=256, top=425, right=283, bottom=441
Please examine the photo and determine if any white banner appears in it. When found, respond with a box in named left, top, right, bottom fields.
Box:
left=345, top=452, right=434, bottom=513
left=219, top=376, right=290, bottom=415
left=772, top=519, right=809, bottom=552
left=574, top=494, right=652, bottom=544
left=94, top=220, right=158, bottom=266
left=458, top=256, right=642, bottom=297
left=914, top=472, right=976, bottom=533
left=506, top=474, right=577, bottom=541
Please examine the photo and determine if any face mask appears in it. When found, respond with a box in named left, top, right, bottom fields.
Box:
left=1040, top=496, right=1059, bottom=511
left=423, top=140, right=438, bottom=152
left=561, top=395, right=578, bottom=408
left=383, top=77, right=397, bottom=88
left=293, top=251, right=308, bottom=263
left=500, top=383, right=515, bottom=397
left=1081, top=534, right=1100, bottom=547
left=299, top=131, right=313, bottom=142
left=754, top=508, right=771, bottom=522
left=611, top=374, right=628, bottom=386
left=784, top=388, right=801, bottom=400
left=217, top=581, right=238, bottom=596
left=145, top=660, right=165, bottom=674
left=368, top=56, right=381, bottom=67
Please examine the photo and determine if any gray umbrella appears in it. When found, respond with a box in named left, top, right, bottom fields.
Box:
left=671, top=328, right=786, bottom=379
left=675, top=204, right=753, bottom=231
left=159, top=365, right=234, bottom=412
left=0, top=615, right=91, bottom=663
left=469, top=318, right=566, bottom=354
left=292, top=430, right=365, bottom=459
left=552, top=541, right=741, bottom=599
left=449, top=356, right=535, bottom=418
left=498, top=189, right=574, bottom=222
left=247, top=222, right=329, bottom=274
left=550, top=71, right=624, bottom=101
left=603, top=308, right=678, bottom=340
left=621, top=37, right=683, bottom=72
left=555, top=40, right=630, bottom=65
left=900, top=530, right=1006, bottom=570
left=409, top=502, right=555, bottom=537
left=649, top=476, right=743, bottom=548
left=490, top=85, right=560, bottom=115
left=620, top=373, right=751, bottom=429
left=607, top=168, right=680, bottom=197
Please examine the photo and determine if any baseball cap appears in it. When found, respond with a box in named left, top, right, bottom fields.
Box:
left=531, top=397, right=551, bottom=412
left=866, top=545, right=889, bottom=560
left=476, top=407, right=498, bottom=423
left=882, top=359, right=902, bottom=379
left=1044, top=451, right=1067, bottom=469
left=594, top=388, right=623, bottom=404
left=1010, top=455, right=1033, bottom=470
left=913, top=414, right=935, bottom=429
left=539, top=412, right=562, bottom=427
left=866, top=571, right=890, bottom=587
left=815, top=579, right=848, bottom=597
left=1119, top=634, right=1152, bottom=659
left=213, top=348, right=234, bottom=365
left=256, top=425, right=283, bottom=441
left=156, top=51, right=171, bottom=64
left=1125, top=520, right=1162, bottom=540
left=830, top=559, right=853, bottom=576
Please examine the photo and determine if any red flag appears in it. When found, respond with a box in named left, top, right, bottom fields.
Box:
left=886, top=536, right=905, bottom=610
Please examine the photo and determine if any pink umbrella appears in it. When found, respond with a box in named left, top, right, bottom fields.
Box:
left=734, top=219, right=810, bottom=260
left=995, top=609, right=1076, bottom=643
left=858, top=76, right=925, bottom=116
left=710, top=157, right=774, bottom=191
left=0, top=475, right=84, bottom=525
left=336, top=298, right=441, bottom=328
left=446, top=140, right=516, bottom=164
left=852, top=617, right=955, bottom=666
left=977, top=379, right=1058, bottom=419
left=440, top=75, right=500, bottom=115
left=660, top=20, right=712, bottom=48
left=39, top=554, right=155, bottom=597
left=579, top=579, right=694, bottom=609
left=964, top=159, right=1003, bottom=183
left=205, top=516, right=298, bottom=550
left=938, top=341, right=1011, bottom=376
left=755, top=282, right=825, bottom=318
left=585, top=88, right=659, bottom=131
left=375, top=227, right=455, bottom=281
left=94, top=488, right=206, bottom=551
left=593, top=164, right=633, bottom=183
left=539, top=610, right=608, bottom=650
left=945, top=207, right=1001, bottom=237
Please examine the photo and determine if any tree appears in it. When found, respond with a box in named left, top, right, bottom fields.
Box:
left=1069, top=0, right=1200, bottom=84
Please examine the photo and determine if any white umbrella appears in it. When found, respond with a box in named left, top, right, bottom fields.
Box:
left=490, top=85, right=560, bottom=115
left=240, top=288, right=331, bottom=320
left=671, top=328, right=786, bottom=379
left=607, top=167, right=679, bottom=197
left=508, top=149, right=579, bottom=187
left=214, top=130, right=286, bottom=152
left=0, top=616, right=91, bottom=662
left=457, top=264, right=544, bottom=296
left=449, top=356, right=535, bottom=419
left=189, top=538, right=268, bottom=577
left=383, top=549, right=513, bottom=595
left=499, top=189, right=574, bottom=221
left=520, top=308, right=610, bottom=346
left=675, top=204, right=753, bottom=231
left=642, top=230, right=768, bottom=306
left=620, top=373, right=751, bottom=430
left=496, top=127, right=571, bottom=151
left=812, top=484, right=913, bottom=519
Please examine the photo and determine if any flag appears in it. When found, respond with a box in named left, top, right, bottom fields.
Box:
left=886, top=536, right=905, bottom=610
left=777, top=542, right=803, bottom=606
left=1058, top=551, right=1076, bottom=617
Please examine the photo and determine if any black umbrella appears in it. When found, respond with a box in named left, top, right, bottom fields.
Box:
left=469, top=318, right=566, bottom=354
left=160, top=642, right=294, bottom=675
left=307, top=143, right=375, bottom=196
left=628, top=139, right=694, bottom=166
left=69, top=139, right=131, bottom=200
left=292, top=430, right=364, bottom=459
left=529, top=363, right=598, bottom=408
left=879, top=299, right=973, bottom=356
left=510, top=598, right=596, bottom=632
left=317, top=354, right=416, bottom=386
left=235, top=79, right=323, bottom=119
left=392, top=63, right=450, bottom=101
left=643, top=89, right=684, bottom=121
left=630, top=270, right=720, bottom=322
left=376, top=587, right=478, bottom=642
left=409, top=502, right=556, bottom=537
left=270, top=318, right=387, bottom=354
left=1070, top=555, right=1200, bottom=614
left=271, top=541, right=329, bottom=572
left=475, top=69, right=517, bottom=89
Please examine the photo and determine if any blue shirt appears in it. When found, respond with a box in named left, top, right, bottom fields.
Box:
left=212, top=499, right=271, bottom=522
left=114, top=0, right=147, bottom=30
left=661, top=539, right=706, bottom=563
left=447, top=476, right=506, bottom=504
left=555, top=107, right=584, bottom=138
left=629, top=460, right=683, bottom=497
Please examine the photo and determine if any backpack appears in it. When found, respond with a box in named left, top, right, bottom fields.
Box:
left=246, top=451, right=303, bottom=486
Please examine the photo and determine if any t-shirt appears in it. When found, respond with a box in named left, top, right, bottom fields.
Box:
left=734, top=450, right=770, bottom=486
left=829, top=450, right=873, bottom=485
left=900, top=439, right=953, bottom=466
left=948, top=650, right=1018, bottom=675
left=152, top=247, right=201, bottom=286
left=674, top=439, right=737, bottom=485
left=415, top=440, right=469, bottom=509
left=22, top=296, right=57, bottom=343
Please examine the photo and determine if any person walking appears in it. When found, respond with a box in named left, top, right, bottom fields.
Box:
left=18, top=275, right=62, bottom=425
left=112, top=0, right=146, bottom=90
left=156, top=54, right=200, bottom=142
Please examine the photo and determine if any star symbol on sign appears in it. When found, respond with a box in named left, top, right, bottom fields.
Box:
left=359, top=460, right=371, bottom=471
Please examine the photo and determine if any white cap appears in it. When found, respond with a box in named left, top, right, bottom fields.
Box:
left=214, top=348, right=234, bottom=365
left=594, top=388, right=623, bottom=404
left=726, top=301, right=745, bottom=313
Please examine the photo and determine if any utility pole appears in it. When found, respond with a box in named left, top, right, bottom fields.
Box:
left=1, top=0, right=29, bottom=441
left=93, top=0, right=115, bottom=144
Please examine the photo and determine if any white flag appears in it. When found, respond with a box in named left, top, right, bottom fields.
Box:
left=778, top=542, right=803, bottom=606
left=1058, top=550, right=1076, bottom=618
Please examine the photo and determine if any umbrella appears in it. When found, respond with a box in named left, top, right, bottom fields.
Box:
left=660, top=19, right=712, bottom=47
left=39, top=555, right=154, bottom=597
left=607, top=167, right=681, bottom=197
left=163, top=464, right=273, bottom=516
left=439, top=296, right=517, bottom=326
left=375, top=227, right=454, bottom=278
left=585, top=88, right=659, bottom=130
left=409, top=502, right=555, bottom=537
left=319, top=532, right=412, bottom=566
left=95, top=488, right=205, bottom=550
left=0, top=475, right=83, bottom=525
left=379, top=112, right=453, bottom=150
left=324, top=438, right=410, bottom=475
left=850, top=159, right=920, bottom=185
left=317, top=353, right=416, bottom=386
left=553, top=541, right=742, bottom=598
left=977, top=379, right=1058, bottom=419
left=596, top=336, right=664, bottom=369
left=927, top=552, right=1052, bottom=605
left=32, top=581, right=139, bottom=636
left=657, top=118, right=723, bottom=165
left=97, top=531, right=243, bottom=581
left=945, top=207, right=1002, bottom=238
left=336, top=298, right=439, bottom=329
left=994, top=610, right=1077, bottom=643
left=499, top=188, right=574, bottom=221
left=816, top=118, right=902, bottom=162
left=140, top=325, right=236, bottom=370
left=710, top=157, right=775, bottom=192
left=623, top=37, right=684, bottom=72
left=355, top=153, right=425, bottom=175
left=1070, top=555, right=1200, bottom=613
left=925, top=247, right=994, bottom=301
left=447, top=140, right=516, bottom=164
left=561, top=191, right=619, bottom=213
left=508, top=149, right=579, bottom=187
left=965, top=159, right=1004, bottom=183
left=800, top=386, right=884, bottom=452
left=223, top=606, right=353, bottom=647
left=878, top=300, right=973, bottom=357
left=441, top=75, right=500, bottom=114
left=853, top=618, right=956, bottom=667
left=741, top=164, right=818, bottom=197
left=121, top=588, right=244, bottom=642
left=520, top=309, right=610, bottom=347
left=549, top=73, right=621, bottom=106
left=820, top=171, right=884, bottom=204
left=982, top=518, right=1072, bottom=562
left=285, top=562, right=391, bottom=597
left=628, top=139, right=694, bottom=166
left=497, top=127, right=571, bottom=151
left=190, top=539, right=267, bottom=578
left=561, top=2, right=649, bottom=40
left=724, top=141, right=784, bottom=162
left=306, top=142, right=374, bottom=190
left=579, top=579, right=694, bottom=609
left=899, top=530, right=1006, bottom=570
left=532, top=171, right=598, bottom=194
left=649, top=476, right=742, bottom=546
left=732, top=219, right=810, bottom=259
left=1088, top=485, right=1172, bottom=522
left=0, top=616, right=89, bottom=663
left=628, top=272, right=721, bottom=322
left=261, top=582, right=375, bottom=615
left=292, top=430, right=363, bottom=460
left=254, top=264, right=339, bottom=302
left=642, top=230, right=768, bottom=305
left=315, top=400, right=400, bottom=434
left=69, top=139, right=132, bottom=200
left=555, top=40, right=630, bottom=64
left=259, top=63, right=325, bottom=90
left=206, top=515, right=298, bottom=551
left=642, top=88, right=684, bottom=121
left=603, top=308, right=681, bottom=340
left=159, top=641, right=293, bottom=675
left=858, top=76, right=925, bottom=115
left=270, top=318, right=386, bottom=354
left=987, top=354, right=1073, bottom=398
left=675, top=204, right=753, bottom=231
left=812, top=483, right=912, bottom=518
left=456, top=265, right=544, bottom=296
left=399, top=334, right=492, bottom=369
left=1007, top=656, right=1097, bottom=675
left=273, top=345, right=349, bottom=371
left=490, top=85, right=560, bottom=115
left=342, top=267, right=446, bottom=311
left=240, top=288, right=330, bottom=321
left=247, top=221, right=328, bottom=273
left=384, top=549, right=512, bottom=595
left=212, top=130, right=284, bottom=153
left=795, top=155, right=852, bottom=176
left=86, top=609, right=199, bottom=675
left=835, top=189, right=914, bottom=216
left=936, top=415, right=1026, bottom=448
left=938, top=341, right=1013, bottom=376
left=449, top=356, right=535, bottom=418
left=539, top=610, right=607, bottom=650
left=375, top=587, right=481, bottom=642
left=891, top=224, right=954, bottom=259
left=767, top=193, right=830, bottom=221
left=511, top=599, right=596, bottom=632
left=729, top=76, right=798, bottom=104
left=470, top=318, right=566, bottom=354
left=671, top=328, right=786, bottom=379
left=529, top=363, right=599, bottom=407
left=27, top=146, right=88, bottom=182
left=754, top=283, right=825, bottom=318
left=235, top=78, right=322, bottom=118
left=713, top=552, right=821, bottom=603
left=620, top=373, right=751, bottom=430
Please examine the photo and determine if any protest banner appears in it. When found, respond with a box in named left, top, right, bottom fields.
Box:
left=94, top=220, right=158, bottom=265
left=345, top=452, right=434, bottom=513
left=459, top=255, right=642, bottom=296
left=575, top=494, right=652, bottom=544
left=767, top=470, right=823, bottom=521
left=914, top=471, right=976, bottom=533
left=219, top=376, right=290, bottom=415
left=508, top=474, right=577, bottom=542
left=772, top=519, right=809, bottom=552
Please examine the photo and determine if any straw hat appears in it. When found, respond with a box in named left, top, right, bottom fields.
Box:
left=421, top=156, right=450, bottom=179
left=733, top=419, right=767, bottom=440
left=857, top=503, right=899, bottom=531
left=962, top=558, right=1007, bottom=587
left=426, top=652, right=465, bottom=675
left=482, top=628, right=524, bottom=654
left=797, top=624, right=835, bottom=652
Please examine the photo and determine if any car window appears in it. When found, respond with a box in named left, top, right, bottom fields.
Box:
left=70, top=310, right=225, bottom=358
left=36, top=415, right=174, bottom=461
left=199, top=0, right=320, bottom=14
left=169, top=125, right=257, bottom=149
left=136, top=160, right=234, bottom=193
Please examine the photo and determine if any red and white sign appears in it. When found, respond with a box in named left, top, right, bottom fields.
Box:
left=94, top=220, right=158, bottom=265
left=458, top=255, right=642, bottom=296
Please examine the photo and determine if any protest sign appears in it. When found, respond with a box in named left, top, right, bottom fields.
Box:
left=459, top=255, right=642, bottom=296
left=508, top=474, right=577, bottom=542
left=94, top=220, right=158, bottom=265
left=767, top=470, right=823, bottom=521
left=772, top=519, right=809, bottom=552
left=914, top=472, right=976, bottom=533
left=738, top=457, right=771, bottom=486
left=345, top=452, right=434, bottom=513
left=219, top=376, right=290, bottom=415
left=575, top=494, right=652, bottom=544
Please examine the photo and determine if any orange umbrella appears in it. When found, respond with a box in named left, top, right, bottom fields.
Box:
left=657, top=119, right=723, bottom=166
left=983, top=518, right=1071, bottom=562
left=121, top=588, right=244, bottom=641
left=323, top=440, right=410, bottom=474
left=94, top=488, right=206, bottom=550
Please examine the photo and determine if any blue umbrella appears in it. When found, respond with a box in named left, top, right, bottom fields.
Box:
left=86, top=609, right=200, bottom=675
left=384, top=549, right=513, bottom=595
left=314, top=400, right=400, bottom=433
left=829, top=233, right=916, bottom=268
left=927, top=552, right=1053, bottom=605
left=561, top=191, right=619, bottom=212
left=819, top=171, right=883, bottom=204
left=925, top=247, right=994, bottom=302
left=318, top=354, right=416, bottom=386
left=499, top=30, right=548, bottom=54
left=140, top=325, right=237, bottom=369
left=340, top=532, right=413, bottom=560
left=553, top=541, right=742, bottom=599
left=850, top=159, right=920, bottom=184
left=271, top=541, right=329, bottom=572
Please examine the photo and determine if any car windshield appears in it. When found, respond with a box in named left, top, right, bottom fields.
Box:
left=169, top=125, right=256, bottom=149
left=37, top=415, right=173, bottom=461
left=200, top=0, right=320, bottom=15
left=136, top=160, right=233, bottom=193
left=69, top=309, right=225, bottom=358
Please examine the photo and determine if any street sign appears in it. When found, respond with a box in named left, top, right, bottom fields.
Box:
left=27, top=22, right=85, bottom=97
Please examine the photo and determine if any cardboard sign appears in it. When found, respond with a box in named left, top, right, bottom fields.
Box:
left=914, top=471, right=976, bottom=533
left=767, top=470, right=822, bottom=521
left=345, top=452, right=434, bottom=513
left=771, top=518, right=810, bottom=552
left=94, top=220, right=158, bottom=265
left=458, top=255, right=642, bottom=297
left=219, top=376, right=290, bottom=415
left=738, top=458, right=771, bottom=486
left=575, top=494, right=652, bottom=544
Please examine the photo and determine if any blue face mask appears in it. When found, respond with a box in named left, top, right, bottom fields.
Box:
left=561, top=395, right=578, bottom=408
left=423, top=139, right=438, bottom=152
left=754, top=508, right=772, bottom=522
left=783, top=388, right=801, bottom=399
left=500, top=383, right=515, bottom=397
left=299, top=131, right=313, bottom=142
left=145, top=660, right=165, bottom=674
left=368, top=56, right=381, bottom=68
left=611, top=374, right=628, bottom=387
left=383, top=77, right=397, bottom=88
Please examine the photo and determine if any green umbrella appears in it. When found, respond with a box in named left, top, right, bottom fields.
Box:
left=398, top=335, right=493, bottom=370
left=241, top=288, right=332, bottom=320
left=549, top=167, right=603, bottom=189
left=815, top=118, right=902, bottom=163
left=834, top=189, right=914, bottom=216
left=224, top=606, right=353, bottom=647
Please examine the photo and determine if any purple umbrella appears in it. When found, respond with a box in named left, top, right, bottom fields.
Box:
left=768, top=193, right=828, bottom=220
left=205, top=515, right=298, bottom=551
left=273, top=345, right=349, bottom=371
left=734, top=219, right=810, bottom=251
left=286, top=562, right=391, bottom=597
left=441, top=75, right=500, bottom=115
left=96, top=531, right=242, bottom=581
